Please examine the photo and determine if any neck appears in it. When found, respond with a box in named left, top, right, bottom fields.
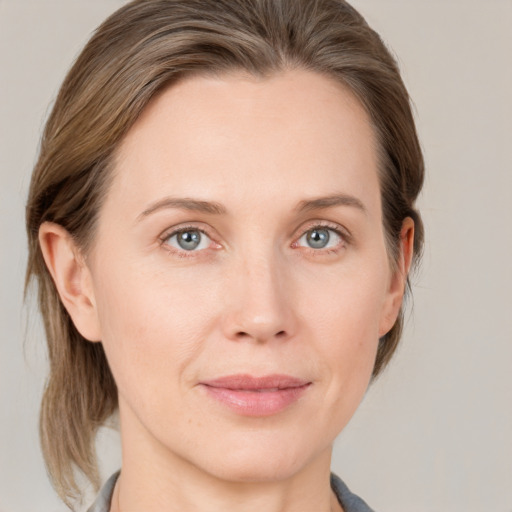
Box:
left=112, top=403, right=343, bottom=512
left=112, top=467, right=343, bottom=512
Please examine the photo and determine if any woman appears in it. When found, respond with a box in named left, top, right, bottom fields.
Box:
left=25, top=0, right=424, bottom=511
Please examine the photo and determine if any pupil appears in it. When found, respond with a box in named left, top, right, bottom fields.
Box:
left=178, top=230, right=201, bottom=250
left=307, top=229, right=329, bottom=249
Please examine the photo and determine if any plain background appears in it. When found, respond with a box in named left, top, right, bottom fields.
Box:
left=1, top=0, right=511, bottom=511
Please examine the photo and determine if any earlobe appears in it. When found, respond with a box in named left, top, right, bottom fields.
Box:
left=38, top=222, right=102, bottom=342
left=379, top=217, right=415, bottom=337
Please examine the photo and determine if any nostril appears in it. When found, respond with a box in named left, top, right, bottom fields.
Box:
left=234, top=330, right=287, bottom=340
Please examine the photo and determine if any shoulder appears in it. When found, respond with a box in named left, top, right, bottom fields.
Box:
left=331, top=473, right=376, bottom=512
left=86, top=471, right=120, bottom=512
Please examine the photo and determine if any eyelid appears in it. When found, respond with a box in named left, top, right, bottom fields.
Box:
left=157, top=220, right=351, bottom=256
left=159, top=223, right=221, bottom=255
left=291, top=220, right=352, bottom=252
left=296, top=220, right=352, bottom=241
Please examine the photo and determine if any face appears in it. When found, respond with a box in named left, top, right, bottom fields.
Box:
left=79, top=69, right=407, bottom=482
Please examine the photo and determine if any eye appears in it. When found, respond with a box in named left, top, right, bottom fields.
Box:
left=296, top=226, right=344, bottom=250
left=164, top=228, right=212, bottom=252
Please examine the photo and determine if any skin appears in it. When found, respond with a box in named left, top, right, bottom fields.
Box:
left=40, top=68, right=414, bottom=512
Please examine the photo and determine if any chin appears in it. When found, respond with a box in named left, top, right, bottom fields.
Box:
left=206, top=456, right=304, bottom=484
left=190, top=430, right=328, bottom=485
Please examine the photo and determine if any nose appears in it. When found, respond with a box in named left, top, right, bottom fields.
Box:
left=221, top=251, right=297, bottom=344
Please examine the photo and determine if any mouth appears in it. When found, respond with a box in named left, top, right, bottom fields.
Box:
left=199, top=374, right=312, bottom=417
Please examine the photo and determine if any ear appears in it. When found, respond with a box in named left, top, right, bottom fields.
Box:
left=38, top=222, right=102, bottom=342
left=379, top=217, right=415, bottom=337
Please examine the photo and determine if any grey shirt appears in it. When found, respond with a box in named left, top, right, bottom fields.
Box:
left=87, top=471, right=375, bottom=512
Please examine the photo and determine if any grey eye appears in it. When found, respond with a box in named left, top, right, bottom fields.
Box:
left=167, top=229, right=210, bottom=251
left=306, top=228, right=330, bottom=248
left=297, top=227, right=342, bottom=250
left=177, top=230, right=201, bottom=250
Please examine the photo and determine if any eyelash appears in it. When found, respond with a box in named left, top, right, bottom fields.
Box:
left=292, top=221, right=350, bottom=256
left=159, top=221, right=350, bottom=258
left=159, top=224, right=218, bottom=258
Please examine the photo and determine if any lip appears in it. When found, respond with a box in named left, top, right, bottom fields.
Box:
left=199, top=374, right=311, bottom=417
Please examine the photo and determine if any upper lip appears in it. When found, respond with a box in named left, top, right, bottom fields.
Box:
left=200, top=374, right=311, bottom=391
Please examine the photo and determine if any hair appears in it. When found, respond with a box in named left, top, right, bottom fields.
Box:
left=25, top=0, right=424, bottom=507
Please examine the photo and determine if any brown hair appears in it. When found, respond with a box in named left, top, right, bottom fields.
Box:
left=25, top=0, right=424, bottom=507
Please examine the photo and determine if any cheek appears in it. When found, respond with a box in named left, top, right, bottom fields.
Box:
left=296, top=259, right=387, bottom=406
left=90, top=234, right=389, bottom=439
left=91, top=261, right=205, bottom=393
left=298, top=257, right=388, bottom=347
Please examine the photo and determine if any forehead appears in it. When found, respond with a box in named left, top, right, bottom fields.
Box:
left=108, top=68, right=380, bottom=218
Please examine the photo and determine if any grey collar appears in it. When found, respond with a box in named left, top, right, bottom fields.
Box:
left=87, top=471, right=375, bottom=512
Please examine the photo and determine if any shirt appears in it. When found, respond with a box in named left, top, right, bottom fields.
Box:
left=87, top=471, right=375, bottom=512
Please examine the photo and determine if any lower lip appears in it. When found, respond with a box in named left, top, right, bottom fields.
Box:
left=201, top=384, right=310, bottom=417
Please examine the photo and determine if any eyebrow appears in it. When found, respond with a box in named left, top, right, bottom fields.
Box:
left=137, top=197, right=227, bottom=221
left=295, top=194, right=367, bottom=214
left=137, top=192, right=366, bottom=221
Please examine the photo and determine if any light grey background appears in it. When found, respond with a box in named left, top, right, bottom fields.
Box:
left=1, top=1, right=511, bottom=511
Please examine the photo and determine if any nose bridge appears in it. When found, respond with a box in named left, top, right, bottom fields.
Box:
left=224, top=244, right=294, bottom=342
